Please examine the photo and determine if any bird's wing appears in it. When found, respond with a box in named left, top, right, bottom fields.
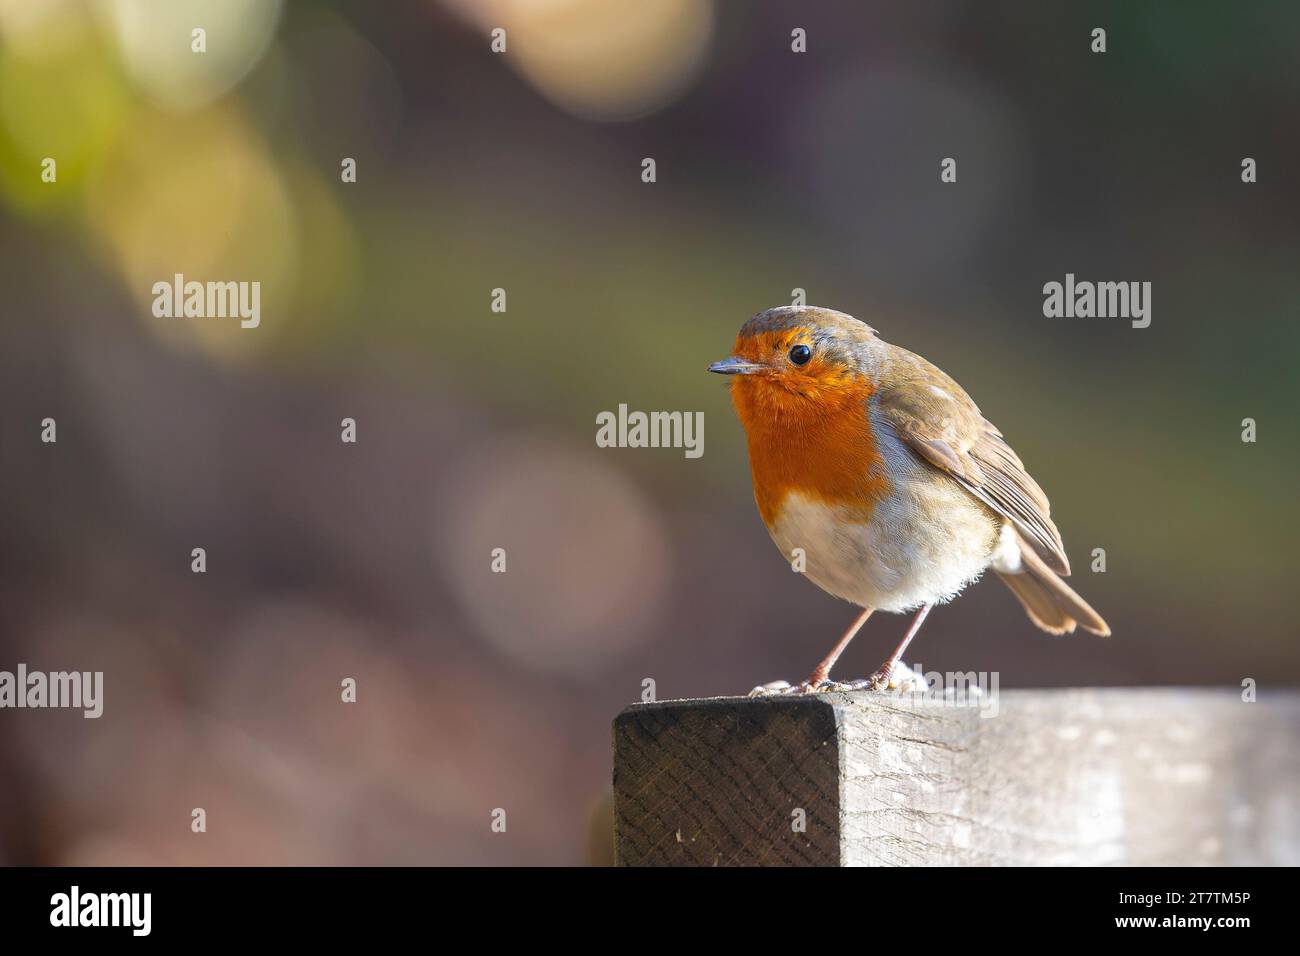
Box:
left=873, top=348, right=1071, bottom=575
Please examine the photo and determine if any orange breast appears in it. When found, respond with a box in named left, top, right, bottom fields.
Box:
left=732, top=375, right=888, bottom=527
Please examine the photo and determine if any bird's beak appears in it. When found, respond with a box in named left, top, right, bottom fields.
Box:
left=708, top=356, right=765, bottom=375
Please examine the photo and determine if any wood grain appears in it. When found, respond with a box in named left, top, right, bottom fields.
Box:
left=612, top=688, right=1300, bottom=866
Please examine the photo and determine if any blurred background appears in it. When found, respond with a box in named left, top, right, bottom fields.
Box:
left=0, top=0, right=1297, bottom=865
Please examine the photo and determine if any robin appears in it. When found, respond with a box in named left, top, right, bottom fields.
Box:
left=709, top=306, right=1109, bottom=695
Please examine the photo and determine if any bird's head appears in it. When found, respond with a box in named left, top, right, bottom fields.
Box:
left=709, top=307, right=882, bottom=420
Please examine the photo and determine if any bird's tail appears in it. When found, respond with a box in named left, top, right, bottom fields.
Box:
left=997, top=537, right=1110, bottom=636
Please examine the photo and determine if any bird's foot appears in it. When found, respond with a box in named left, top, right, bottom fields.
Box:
left=747, top=676, right=887, bottom=697
left=747, top=678, right=829, bottom=696
left=846, top=660, right=924, bottom=693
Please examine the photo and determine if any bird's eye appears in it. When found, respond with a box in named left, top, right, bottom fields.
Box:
left=788, top=344, right=812, bottom=366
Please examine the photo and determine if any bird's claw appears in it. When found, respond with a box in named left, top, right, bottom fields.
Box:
left=747, top=662, right=924, bottom=697
left=747, top=679, right=831, bottom=696
left=861, top=660, right=924, bottom=693
left=746, top=677, right=865, bottom=696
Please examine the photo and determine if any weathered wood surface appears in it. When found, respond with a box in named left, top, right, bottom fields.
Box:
left=612, top=688, right=1300, bottom=866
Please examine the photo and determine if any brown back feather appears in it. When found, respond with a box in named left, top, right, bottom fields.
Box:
left=874, top=345, right=1071, bottom=575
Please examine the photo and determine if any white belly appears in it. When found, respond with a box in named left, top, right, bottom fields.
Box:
left=766, top=431, right=1002, bottom=613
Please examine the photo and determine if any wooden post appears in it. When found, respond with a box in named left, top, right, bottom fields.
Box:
left=612, top=688, right=1300, bottom=866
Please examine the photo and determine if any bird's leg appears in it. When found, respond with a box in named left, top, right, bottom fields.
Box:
left=864, top=603, right=932, bottom=691
left=749, top=606, right=874, bottom=696
left=803, top=605, right=874, bottom=689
